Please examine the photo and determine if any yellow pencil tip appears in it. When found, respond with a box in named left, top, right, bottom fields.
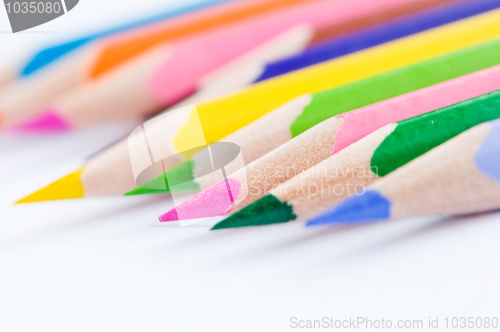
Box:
left=15, top=169, right=85, bottom=204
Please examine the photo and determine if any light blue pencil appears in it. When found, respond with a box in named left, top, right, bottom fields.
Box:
left=13, top=0, right=234, bottom=78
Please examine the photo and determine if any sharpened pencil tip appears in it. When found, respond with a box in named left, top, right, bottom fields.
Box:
left=306, top=190, right=391, bottom=227
left=125, top=160, right=199, bottom=196
left=211, top=194, right=297, bottom=230
left=158, top=178, right=242, bottom=221
left=125, top=182, right=171, bottom=196
left=15, top=169, right=85, bottom=204
left=13, top=108, right=72, bottom=132
left=159, top=208, right=179, bottom=222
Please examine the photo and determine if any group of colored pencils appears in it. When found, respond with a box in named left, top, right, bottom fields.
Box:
left=7, top=0, right=500, bottom=230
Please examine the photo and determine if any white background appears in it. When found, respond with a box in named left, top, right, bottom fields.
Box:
left=1, top=1, right=500, bottom=331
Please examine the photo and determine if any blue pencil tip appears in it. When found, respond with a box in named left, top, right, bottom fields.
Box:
left=306, top=190, right=391, bottom=227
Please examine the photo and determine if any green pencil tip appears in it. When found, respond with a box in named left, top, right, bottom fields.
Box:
left=125, top=160, right=200, bottom=196
left=125, top=187, right=171, bottom=196
left=211, top=194, right=297, bottom=230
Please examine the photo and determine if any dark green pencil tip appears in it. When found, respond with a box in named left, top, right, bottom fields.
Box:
left=211, top=194, right=297, bottom=230
left=124, top=160, right=199, bottom=196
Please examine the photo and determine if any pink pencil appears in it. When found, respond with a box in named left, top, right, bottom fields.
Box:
left=159, top=63, right=500, bottom=222
left=13, top=0, right=455, bottom=131
left=333, top=66, right=500, bottom=153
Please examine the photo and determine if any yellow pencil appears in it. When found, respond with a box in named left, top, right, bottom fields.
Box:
left=16, top=8, right=500, bottom=203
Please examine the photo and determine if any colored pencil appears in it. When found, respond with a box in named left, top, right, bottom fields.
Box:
left=157, top=115, right=343, bottom=222
left=10, top=0, right=459, bottom=130
left=5, top=0, right=370, bottom=129
left=159, top=65, right=500, bottom=221
left=0, top=0, right=233, bottom=82
left=99, top=0, right=488, bottom=110
left=254, top=0, right=500, bottom=83
left=0, top=59, right=21, bottom=88
left=129, top=37, right=500, bottom=197
left=24, top=0, right=236, bottom=76
left=306, top=119, right=500, bottom=226
left=162, top=0, right=500, bottom=111
left=167, top=25, right=314, bottom=110
left=0, top=0, right=317, bottom=127
left=89, top=0, right=456, bottom=79
left=211, top=89, right=500, bottom=229
left=15, top=13, right=500, bottom=203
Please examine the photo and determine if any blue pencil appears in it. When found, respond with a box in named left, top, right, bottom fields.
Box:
left=255, top=0, right=500, bottom=82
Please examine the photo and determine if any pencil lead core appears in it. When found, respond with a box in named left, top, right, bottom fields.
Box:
left=306, top=190, right=390, bottom=226
left=13, top=108, right=72, bottom=133
left=15, top=169, right=85, bottom=204
left=211, top=194, right=296, bottom=230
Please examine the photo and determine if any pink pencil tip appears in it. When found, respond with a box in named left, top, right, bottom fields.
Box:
left=13, top=109, right=73, bottom=132
left=158, top=179, right=242, bottom=221
left=159, top=209, right=179, bottom=222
